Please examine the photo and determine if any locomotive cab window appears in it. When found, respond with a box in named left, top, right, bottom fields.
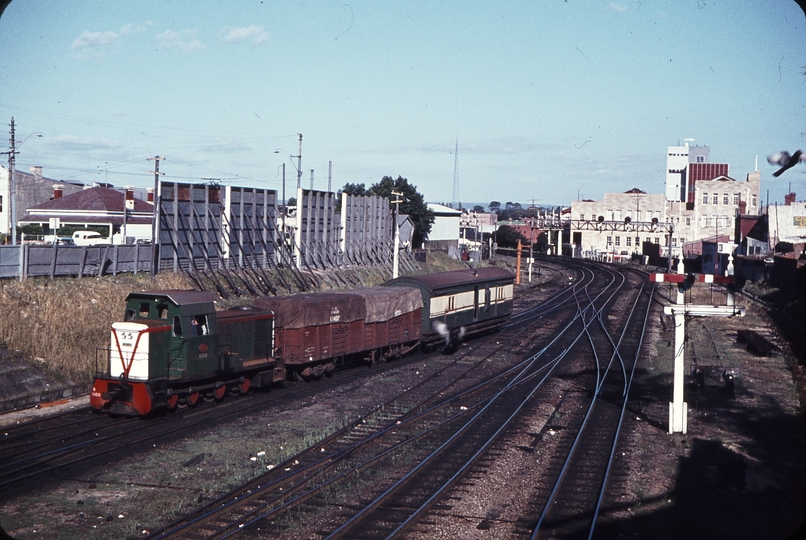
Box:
left=190, top=315, right=208, bottom=336
left=139, top=303, right=150, bottom=318
left=173, top=316, right=183, bottom=337
left=124, top=309, right=135, bottom=321
left=157, top=304, right=169, bottom=319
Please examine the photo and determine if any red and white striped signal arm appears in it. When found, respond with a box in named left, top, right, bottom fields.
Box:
left=648, top=273, right=735, bottom=284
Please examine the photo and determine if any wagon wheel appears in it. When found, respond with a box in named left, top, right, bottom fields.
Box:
left=324, top=362, right=335, bottom=378
left=312, top=364, right=326, bottom=380
left=239, top=377, right=251, bottom=394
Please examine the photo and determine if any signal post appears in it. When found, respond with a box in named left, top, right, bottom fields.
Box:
left=649, top=268, right=745, bottom=434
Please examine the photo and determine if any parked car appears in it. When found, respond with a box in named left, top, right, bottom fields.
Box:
left=72, top=231, right=109, bottom=246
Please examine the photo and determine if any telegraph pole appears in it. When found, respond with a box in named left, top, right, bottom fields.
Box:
left=7, top=118, right=17, bottom=245
left=148, top=155, right=165, bottom=280
left=296, top=133, right=303, bottom=190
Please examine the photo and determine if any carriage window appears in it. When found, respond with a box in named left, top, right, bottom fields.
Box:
left=173, top=316, right=183, bottom=337
left=125, top=309, right=136, bottom=321
left=485, top=288, right=491, bottom=311
left=139, top=303, right=150, bottom=318
left=157, top=304, right=169, bottom=319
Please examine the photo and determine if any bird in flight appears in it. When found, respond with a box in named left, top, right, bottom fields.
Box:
left=767, top=150, right=806, bottom=177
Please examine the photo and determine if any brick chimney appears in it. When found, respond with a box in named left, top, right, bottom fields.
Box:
left=146, top=187, right=154, bottom=205
left=30, top=166, right=43, bottom=181
left=124, top=185, right=135, bottom=210
left=738, top=201, right=747, bottom=214
left=784, top=192, right=796, bottom=206
left=53, top=185, right=63, bottom=199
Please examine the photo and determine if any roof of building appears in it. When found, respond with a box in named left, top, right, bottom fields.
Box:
left=25, top=186, right=153, bottom=214
left=427, top=203, right=462, bottom=216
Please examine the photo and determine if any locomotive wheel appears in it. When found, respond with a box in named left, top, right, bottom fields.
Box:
left=167, top=394, right=179, bottom=410
left=213, top=384, right=226, bottom=401
left=187, top=391, right=200, bottom=406
left=239, top=378, right=251, bottom=394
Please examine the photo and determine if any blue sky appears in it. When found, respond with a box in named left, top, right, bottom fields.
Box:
left=1, top=1, right=805, bottom=208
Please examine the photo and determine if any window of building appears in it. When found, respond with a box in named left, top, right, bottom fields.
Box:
left=723, top=193, right=729, bottom=205
left=654, top=237, right=660, bottom=244
left=579, top=213, right=584, bottom=221
left=607, top=236, right=613, bottom=245
left=672, top=237, right=677, bottom=246
left=733, top=193, right=740, bottom=205
left=645, top=237, right=651, bottom=245
left=686, top=217, right=691, bottom=226
left=702, top=216, right=709, bottom=227
left=703, top=193, right=708, bottom=204
left=0, top=195, right=3, bottom=213
left=636, top=236, right=640, bottom=246
left=615, top=210, right=621, bottom=221
left=609, top=210, right=614, bottom=220
left=615, top=236, right=621, bottom=246
left=626, top=236, right=632, bottom=246
left=752, top=194, right=758, bottom=207
left=722, top=215, right=729, bottom=228
left=697, top=155, right=705, bottom=163
left=712, top=193, right=719, bottom=205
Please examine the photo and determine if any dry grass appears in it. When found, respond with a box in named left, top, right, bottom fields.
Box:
left=0, top=252, right=475, bottom=386
left=0, top=273, right=193, bottom=384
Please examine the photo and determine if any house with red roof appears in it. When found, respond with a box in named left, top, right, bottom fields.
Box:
left=18, top=185, right=154, bottom=244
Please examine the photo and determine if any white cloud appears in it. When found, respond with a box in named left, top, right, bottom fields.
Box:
left=72, top=30, right=119, bottom=50
left=608, top=2, right=629, bottom=13
left=71, top=23, right=148, bottom=59
left=221, top=25, right=269, bottom=45
left=155, top=29, right=206, bottom=52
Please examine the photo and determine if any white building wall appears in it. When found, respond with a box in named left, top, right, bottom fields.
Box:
left=0, top=167, right=8, bottom=235
left=427, top=203, right=461, bottom=241
left=571, top=192, right=669, bottom=257
left=768, top=201, right=806, bottom=245
left=666, top=145, right=690, bottom=201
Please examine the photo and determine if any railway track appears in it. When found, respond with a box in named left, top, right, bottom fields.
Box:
left=146, top=260, right=604, bottom=539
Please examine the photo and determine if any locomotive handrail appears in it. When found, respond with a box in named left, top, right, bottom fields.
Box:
left=111, top=324, right=172, bottom=382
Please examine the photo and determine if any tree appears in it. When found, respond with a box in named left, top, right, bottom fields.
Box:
left=472, top=205, right=485, bottom=214
left=339, top=182, right=369, bottom=197
left=489, top=201, right=501, bottom=213
left=495, top=225, right=527, bottom=248
left=369, top=176, right=433, bottom=249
